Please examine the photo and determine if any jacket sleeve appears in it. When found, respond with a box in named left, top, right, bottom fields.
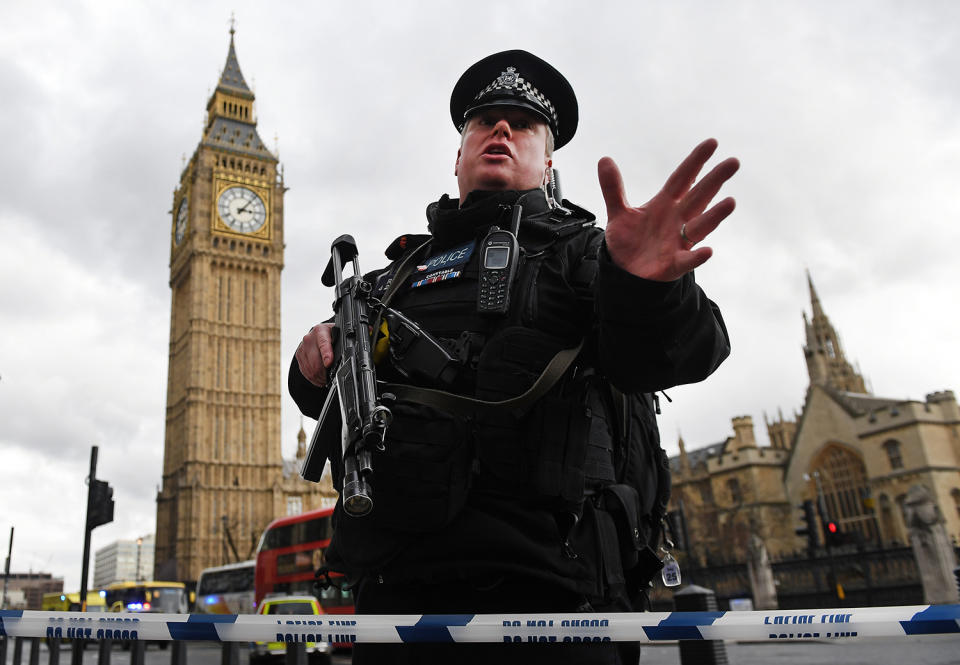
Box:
left=288, top=356, right=329, bottom=420
left=594, top=239, right=730, bottom=394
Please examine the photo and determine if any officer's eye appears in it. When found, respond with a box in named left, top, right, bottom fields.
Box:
left=513, top=119, right=531, bottom=130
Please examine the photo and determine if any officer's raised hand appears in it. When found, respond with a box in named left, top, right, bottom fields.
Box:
left=296, top=323, right=335, bottom=387
left=600, top=138, right=739, bottom=282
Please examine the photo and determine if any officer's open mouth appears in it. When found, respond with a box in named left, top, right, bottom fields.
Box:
left=483, top=143, right=512, bottom=158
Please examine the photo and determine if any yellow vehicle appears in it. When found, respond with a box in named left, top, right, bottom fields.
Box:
left=42, top=591, right=107, bottom=613
left=250, top=595, right=332, bottom=665
left=104, top=581, right=189, bottom=614
left=41, top=592, right=106, bottom=645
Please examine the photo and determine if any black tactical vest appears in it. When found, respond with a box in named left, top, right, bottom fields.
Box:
left=317, top=190, right=670, bottom=606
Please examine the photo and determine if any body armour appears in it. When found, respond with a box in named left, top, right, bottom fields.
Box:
left=289, top=188, right=730, bottom=605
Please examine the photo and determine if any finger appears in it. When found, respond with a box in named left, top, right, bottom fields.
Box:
left=680, top=157, right=740, bottom=220
left=663, top=138, right=718, bottom=200
left=297, top=327, right=328, bottom=387
left=674, top=246, right=714, bottom=275
left=683, top=197, right=736, bottom=245
left=597, top=156, right=630, bottom=218
left=295, top=344, right=325, bottom=387
left=315, top=325, right=335, bottom=368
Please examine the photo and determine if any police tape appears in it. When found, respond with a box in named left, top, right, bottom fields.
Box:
left=1, top=605, right=958, bottom=644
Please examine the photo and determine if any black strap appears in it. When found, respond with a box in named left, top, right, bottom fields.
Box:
left=369, top=238, right=433, bottom=347
left=381, top=238, right=432, bottom=306
left=382, top=339, right=584, bottom=419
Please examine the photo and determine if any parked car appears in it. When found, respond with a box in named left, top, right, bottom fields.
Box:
left=250, top=595, right=332, bottom=665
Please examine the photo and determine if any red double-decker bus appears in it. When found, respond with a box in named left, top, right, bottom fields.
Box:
left=254, top=505, right=354, bottom=615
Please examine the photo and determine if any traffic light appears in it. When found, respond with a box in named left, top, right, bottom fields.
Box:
left=88, top=479, right=114, bottom=529
left=815, top=494, right=844, bottom=547
left=796, top=499, right=820, bottom=552
left=823, top=518, right=841, bottom=547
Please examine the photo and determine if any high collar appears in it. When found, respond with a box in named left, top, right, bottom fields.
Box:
left=426, top=189, right=552, bottom=245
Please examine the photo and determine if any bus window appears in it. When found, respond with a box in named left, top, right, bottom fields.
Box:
left=196, top=560, right=257, bottom=614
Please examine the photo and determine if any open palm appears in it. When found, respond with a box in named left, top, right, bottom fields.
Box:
left=601, top=139, right=739, bottom=282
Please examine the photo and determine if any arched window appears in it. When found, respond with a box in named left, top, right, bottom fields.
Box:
left=726, top=478, right=742, bottom=504
left=698, top=483, right=713, bottom=505
left=811, top=444, right=875, bottom=542
left=884, top=440, right=903, bottom=470
left=952, top=489, right=960, bottom=518
left=287, top=496, right=303, bottom=516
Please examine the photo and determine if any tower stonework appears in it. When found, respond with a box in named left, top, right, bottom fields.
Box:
left=155, top=29, right=332, bottom=583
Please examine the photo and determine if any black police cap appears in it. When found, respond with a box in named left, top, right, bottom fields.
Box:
left=450, top=49, right=578, bottom=150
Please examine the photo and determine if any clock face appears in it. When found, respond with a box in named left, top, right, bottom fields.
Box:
left=217, top=186, right=267, bottom=234
left=174, top=197, right=188, bottom=245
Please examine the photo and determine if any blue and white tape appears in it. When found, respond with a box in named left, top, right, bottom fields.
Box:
left=1, top=605, right=958, bottom=644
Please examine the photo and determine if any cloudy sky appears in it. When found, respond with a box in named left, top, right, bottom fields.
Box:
left=2, top=1, right=958, bottom=592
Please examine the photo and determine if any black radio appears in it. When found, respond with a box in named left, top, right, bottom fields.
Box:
left=477, top=205, right=521, bottom=315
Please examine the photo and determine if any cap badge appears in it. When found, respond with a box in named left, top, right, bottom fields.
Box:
left=496, top=67, right=519, bottom=88
left=469, top=61, right=559, bottom=132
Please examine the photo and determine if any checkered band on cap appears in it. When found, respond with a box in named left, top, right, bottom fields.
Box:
left=470, top=66, right=558, bottom=129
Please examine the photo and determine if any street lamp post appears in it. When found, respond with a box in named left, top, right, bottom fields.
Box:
left=2, top=527, right=12, bottom=609
left=135, top=538, right=143, bottom=583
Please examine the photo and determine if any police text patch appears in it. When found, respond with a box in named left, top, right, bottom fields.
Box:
left=410, top=242, right=474, bottom=288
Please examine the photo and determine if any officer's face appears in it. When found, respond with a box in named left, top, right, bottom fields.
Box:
left=455, top=108, right=552, bottom=201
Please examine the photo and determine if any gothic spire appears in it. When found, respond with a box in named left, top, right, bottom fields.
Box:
left=201, top=24, right=274, bottom=160
left=802, top=272, right=868, bottom=394
left=297, top=416, right=307, bottom=461
left=807, top=269, right=826, bottom=321
left=678, top=433, right=690, bottom=475
left=217, top=26, right=253, bottom=98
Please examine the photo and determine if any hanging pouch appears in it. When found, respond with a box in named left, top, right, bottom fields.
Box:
left=600, top=484, right=644, bottom=572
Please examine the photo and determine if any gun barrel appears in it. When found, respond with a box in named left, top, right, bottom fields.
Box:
left=304, top=234, right=390, bottom=519
left=342, top=451, right=373, bottom=517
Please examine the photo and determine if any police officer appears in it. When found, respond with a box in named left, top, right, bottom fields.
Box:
left=290, top=50, right=737, bottom=665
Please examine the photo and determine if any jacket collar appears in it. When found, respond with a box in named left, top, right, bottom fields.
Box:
left=426, top=189, right=553, bottom=245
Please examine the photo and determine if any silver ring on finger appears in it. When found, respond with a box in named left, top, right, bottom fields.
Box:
left=680, top=223, right=695, bottom=247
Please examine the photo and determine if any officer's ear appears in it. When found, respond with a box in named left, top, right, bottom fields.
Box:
left=454, top=148, right=462, bottom=176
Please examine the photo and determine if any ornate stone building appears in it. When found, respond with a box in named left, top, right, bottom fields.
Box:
left=155, top=29, right=335, bottom=583
left=670, top=274, right=960, bottom=566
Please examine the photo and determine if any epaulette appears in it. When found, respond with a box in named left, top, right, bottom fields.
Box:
left=385, top=233, right=431, bottom=260
left=556, top=200, right=597, bottom=223
left=548, top=200, right=597, bottom=238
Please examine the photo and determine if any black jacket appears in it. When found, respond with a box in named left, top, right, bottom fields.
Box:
left=288, top=188, right=729, bottom=597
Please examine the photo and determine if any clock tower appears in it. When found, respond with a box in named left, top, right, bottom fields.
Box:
left=156, top=28, right=331, bottom=583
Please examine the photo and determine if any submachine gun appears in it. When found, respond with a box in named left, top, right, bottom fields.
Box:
left=300, top=234, right=460, bottom=517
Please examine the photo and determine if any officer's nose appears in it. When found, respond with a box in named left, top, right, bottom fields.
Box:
left=493, top=118, right=512, bottom=138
